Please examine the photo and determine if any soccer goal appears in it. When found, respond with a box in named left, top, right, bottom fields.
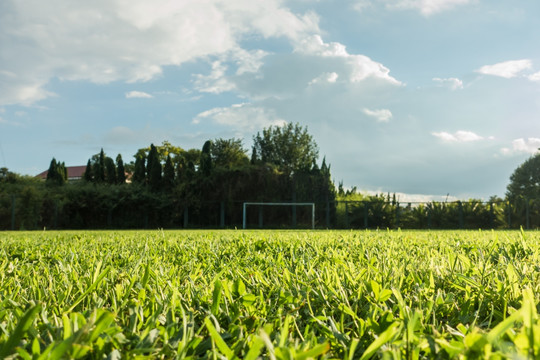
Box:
left=242, top=202, right=315, bottom=229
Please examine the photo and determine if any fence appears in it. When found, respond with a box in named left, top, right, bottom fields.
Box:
left=2, top=193, right=540, bottom=230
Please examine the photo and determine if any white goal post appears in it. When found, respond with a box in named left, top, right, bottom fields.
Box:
left=242, top=202, right=315, bottom=229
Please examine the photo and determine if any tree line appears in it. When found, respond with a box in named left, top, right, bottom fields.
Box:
left=1, top=123, right=335, bottom=229
left=1, top=123, right=539, bottom=230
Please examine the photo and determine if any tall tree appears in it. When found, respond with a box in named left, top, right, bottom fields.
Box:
left=105, top=157, right=117, bottom=184
left=250, top=146, right=258, bottom=165
left=59, top=162, right=67, bottom=182
left=46, top=158, right=66, bottom=185
left=163, top=154, right=175, bottom=190
left=93, top=148, right=106, bottom=183
left=184, top=149, right=202, bottom=166
left=84, top=159, right=93, bottom=182
left=46, top=158, right=57, bottom=183
left=0, top=167, right=19, bottom=183
left=200, top=140, right=213, bottom=176
left=175, top=157, right=185, bottom=182
left=133, top=154, right=146, bottom=184
left=116, top=154, right=126, bottom=184
left=506, top=152, right=540, bottom=201
left=147, top=144, right=162, bottom=191
left=135, top=141, right=184, bottom=166
left=212, top=138, right=249, bottom=169
left=320, top=157, right=337, bottom=217
left=253, top=123, right=319, bottom=176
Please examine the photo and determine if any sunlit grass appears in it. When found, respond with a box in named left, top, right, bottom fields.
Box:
left=0, top=230, right=539, bottom=358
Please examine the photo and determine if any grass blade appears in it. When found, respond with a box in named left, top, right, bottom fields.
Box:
left=204, top=317, right=234, bottom=359
left=0, top=303, right=42, bottom=358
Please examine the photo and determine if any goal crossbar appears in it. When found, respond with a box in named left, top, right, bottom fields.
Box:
left=242, top=202, right=315, bottom=229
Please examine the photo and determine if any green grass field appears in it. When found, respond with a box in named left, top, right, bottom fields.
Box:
left=1, top=230, right=539, bottom=359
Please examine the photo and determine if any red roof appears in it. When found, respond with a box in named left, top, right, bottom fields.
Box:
left=36, top=165, right=87, bottom=180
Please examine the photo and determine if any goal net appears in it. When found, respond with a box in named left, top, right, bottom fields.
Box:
left=242, top=202, right=315, bottom=229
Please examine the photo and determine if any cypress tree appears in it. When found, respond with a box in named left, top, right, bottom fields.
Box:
left=186, top=161, right=195, bottom=180
left=105, top=157, right=117, bottom=184
left=84, top=159, right=93, bottom=182
left=59, top=162, right=67, bottom=183
left=250, top=146, right=258, bottom=165
left=46, top=158, right=66, bottom=185
left=176, top=157, right=185, bottom=182
left=163, top=154, right=175, bottom=191
left=116, top=154, right=126, bottom=184
left=200, top=140, right=213, bottom=177
left=94, top=148, right=106, bottom=183
left=46, top=158, right=57, bottom=184
left=147, top=144, right=162, bottom=191
left=133, top=155, right=146, bottom=184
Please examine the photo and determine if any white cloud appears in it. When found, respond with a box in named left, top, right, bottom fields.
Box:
left=295, top=35, right=401, bottom=85
left=199, top=34, right=401, bottom=101
left=476, top=59, right=532, bottom=79
left=193, top=61, right=236, bottom=94
left=125, top=91, right=153, bottom=99
left=193, top=49, right=268, bottom=94
left=501, top=138, right=540, bottom=155
left=193, top=103, right=286, bottom=132
left=432, top=130, right=484, bottom=142
left=528, top=71, right=540, bottom=82
left=382, top=0, right=473, bottom=16
left=0, top=0, right=319, bottom=106
left=433, top=77, right=463, bottom=90
left=363, top=108, right=393, bottom=122
left=0, top=72, right=56, bottom=106
left=353, top=1, right=373, bottom=12
left=309, top=72, right=339, bottom=85
left=234, top=49, right=268, bottom=75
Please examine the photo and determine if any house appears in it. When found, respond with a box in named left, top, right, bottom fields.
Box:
left=36, top=165, right=87, bottom=181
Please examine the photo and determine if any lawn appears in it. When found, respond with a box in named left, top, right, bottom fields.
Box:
left=0, top=230, right=539, bottom=358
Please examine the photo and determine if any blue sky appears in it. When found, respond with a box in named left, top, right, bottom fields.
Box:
left=1, top=0, right=540, bottom=200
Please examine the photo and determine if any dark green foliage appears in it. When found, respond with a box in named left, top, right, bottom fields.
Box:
left=116, top=154, right=126, bottom=184
left=200, top=140, right=213, bottom=177
left=250, top=146, right=258, bottom=165
left=175, top=157, right=185, bottom=182
left=83, top=160, right=93, bottom=182
left=253, top=122, right=319, bottom=175
left=335, top=195, right=508, bottom=230
left=104, top=157, right=116, bottom=184
left=163, top=154, right=175, bottom=190
left=212, top=138, right=248, bottom=169
left=84, top=150, right=119, bottom=185
left=147, top=144, right=162, bottom=191
left=132, top=155, right=146, bottom=185
left=95, top=149, right=106, bottom=183
left=45, top=158, right=57, bottom=183
left=135, top=141, right=184, bottom=166
left=0, top=167, right=21, bottom=184
left=506, top=152, right=540, bottom=201
left=186, top=161, right=196, bottom=179
left=46, top=158, right=66, bottom=186
left=60, top=162, right=67, bottom=181
left=184, top=149, right=201, bottom=166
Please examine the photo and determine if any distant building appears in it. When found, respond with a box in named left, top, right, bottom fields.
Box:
left=36, top=165, right=87, bottom=181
